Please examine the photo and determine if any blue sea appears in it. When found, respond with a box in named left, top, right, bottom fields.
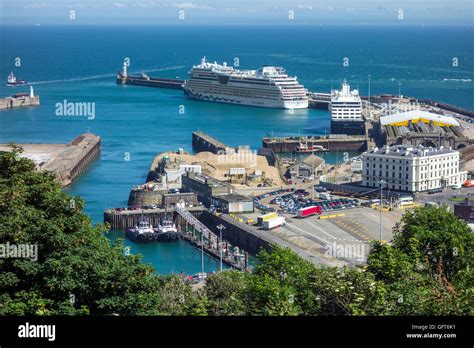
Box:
left=1, top=25, right=473, bottom=273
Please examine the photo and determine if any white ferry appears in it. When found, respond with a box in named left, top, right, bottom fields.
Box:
left=330, top=80, right=365, bottom=135
left=182, top=57, right=308, bottom=109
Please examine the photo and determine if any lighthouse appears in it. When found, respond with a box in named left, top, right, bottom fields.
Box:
left=30, top=85, right=34, bottom=98
left=122, top=62, right=128, bottom=78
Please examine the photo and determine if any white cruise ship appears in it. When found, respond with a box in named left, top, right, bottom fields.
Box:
left=182, top=57, right=308, bottom=109
left=330, top=80, right=365, bottom=135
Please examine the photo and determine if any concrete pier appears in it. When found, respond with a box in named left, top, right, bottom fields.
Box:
left=0, top=93, right=40, bottom=110
left=199, top=210, right=272, bottom=256
left=0, top=133, right=100, bottom=187
left=192, top=130, right=234, bottom=154
left=104, top=206, right=203, bottom=229
left=116, top=73, right=184, bottom=90
left=262, top=135, right=368, bottom=153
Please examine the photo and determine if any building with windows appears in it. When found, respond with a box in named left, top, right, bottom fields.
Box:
left=361, top=144, right=467, bottom=192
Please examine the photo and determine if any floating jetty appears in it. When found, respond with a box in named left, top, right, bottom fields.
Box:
left=0, top=86, right=40, bottom=111
left=104, top=205, right=248, bottom=270
left=116, top=63, right=184, bottom=90
left=0, top=133, right=100, bottom=187
left=262, top=134, right=369, bottom=153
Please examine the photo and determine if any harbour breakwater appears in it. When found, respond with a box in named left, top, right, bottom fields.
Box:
left=0, top=133, right=100, bottom=187
left=0, top=93, right=40, bottom=111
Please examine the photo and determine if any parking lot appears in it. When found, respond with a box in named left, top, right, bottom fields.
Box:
left=231, top=189, right=404, bottom=267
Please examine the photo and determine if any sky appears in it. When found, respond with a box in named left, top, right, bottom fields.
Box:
left=0, top=0, right=473, bottom=25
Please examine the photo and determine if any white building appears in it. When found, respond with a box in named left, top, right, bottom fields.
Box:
left=362, top=144, right=467, bottom=192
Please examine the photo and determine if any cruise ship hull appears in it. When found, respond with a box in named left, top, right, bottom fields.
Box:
left=330, top=119, right=366, bottom=135
left=184, top=89, right=308, bottom=109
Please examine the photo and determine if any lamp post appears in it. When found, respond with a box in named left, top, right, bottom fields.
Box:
left=368, top=74, right=371, bottom=119
left=312, top=150, right=315, bottom=200
left=200, top=227, right=204, bottom=275
left=379, top=179, right=386, bottom=242
left=391, top=78, right=402, bottom=99
left=216, top=224, right=226, bottom=271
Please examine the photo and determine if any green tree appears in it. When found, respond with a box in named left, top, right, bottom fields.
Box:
left=0, top=146, right=192, bottom=315
left=204, top=270, right=249, bottom=315
left=392, top=206, right=473, bottom=280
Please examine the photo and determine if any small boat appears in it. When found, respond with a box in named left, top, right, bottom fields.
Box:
left=294, top=142, right=327, bottom=153
left=155, top=215, right=179, bottom=242
left=6, top=72, right=27, bottom=86
left=125, top=218, right=158, bottom=243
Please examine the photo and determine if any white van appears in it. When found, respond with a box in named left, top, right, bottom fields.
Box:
left=397, top=196, right=414, bottom=206
left=319, top=192, right=331, bottom=200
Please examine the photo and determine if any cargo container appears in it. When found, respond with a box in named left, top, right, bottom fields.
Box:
left=262, top=216, right=286, bottom=230
left=463, top=180, right=474, bottom=187
left=296, top=206, right=322, bottom=218
left=257, top=212, right=278, bottom=225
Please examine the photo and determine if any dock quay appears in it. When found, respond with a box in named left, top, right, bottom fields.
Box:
left=0, top=86, right=40, bottom=111
left=418, top=98, right=474, bottom=118
left=192, top=130, right=234, bottom=154
left=104, top=205, right=248, bottom=270
left=0, top=132, right=100, bottom=187
left=262, top=134, right=369, bottom=153
left=104, top=206, right=204, bottom=229
left=116, top=73, right=184, bottom=90
left=116, top=62, right=184, bottom=90
left=307, top=92, right=331, bottom=110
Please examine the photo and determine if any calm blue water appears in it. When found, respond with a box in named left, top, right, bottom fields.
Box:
left=1, top=25, right=473, bottom=273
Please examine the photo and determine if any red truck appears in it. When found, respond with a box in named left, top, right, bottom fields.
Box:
left=296, top=206, right=322, bottom=218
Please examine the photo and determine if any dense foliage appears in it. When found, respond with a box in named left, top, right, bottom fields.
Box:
left=0, top=147, right=472, bottom=316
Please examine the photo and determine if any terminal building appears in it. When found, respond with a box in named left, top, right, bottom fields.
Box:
left=361, top=144, right=467, bottom=192
left=379, top=110, right=470, bottom=150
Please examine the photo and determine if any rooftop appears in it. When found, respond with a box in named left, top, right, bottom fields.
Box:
left=364, top=144, right=458, bottom=158
left=214, top=193, right=252, bottom=203
left=381, top=110, right=460, bottom=127
left=299, top=154, right=325, bottom=168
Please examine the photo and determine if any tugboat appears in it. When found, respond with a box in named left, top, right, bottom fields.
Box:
left=155, top=214, right=179, bottom=242
left=294, top=142, right=327, bottom=153
left=125, top=218, right=157, bottom=243
left=6, top=72, right=27, bottom=86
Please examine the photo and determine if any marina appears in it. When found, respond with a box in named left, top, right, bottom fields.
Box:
left=104, top=205, right=248, bottom=270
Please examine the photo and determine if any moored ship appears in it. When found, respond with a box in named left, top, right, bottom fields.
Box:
left=182, top=57, right=308, bottom=109
left=155, top=215, right=179, bottom=242
left=125, top=215, right=179, bottom=243
left=126, top=218, right=158, bottom=243
left=294, top=142, right=327, bottom=153
left=330, top=80, right=365, bottom=135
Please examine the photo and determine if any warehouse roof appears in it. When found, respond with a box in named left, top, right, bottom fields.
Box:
left=380, top=110, right=460, bottom=127
left=300, top=154, right=325, bottom=168
left=214, top=194, right=252, bottom=203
